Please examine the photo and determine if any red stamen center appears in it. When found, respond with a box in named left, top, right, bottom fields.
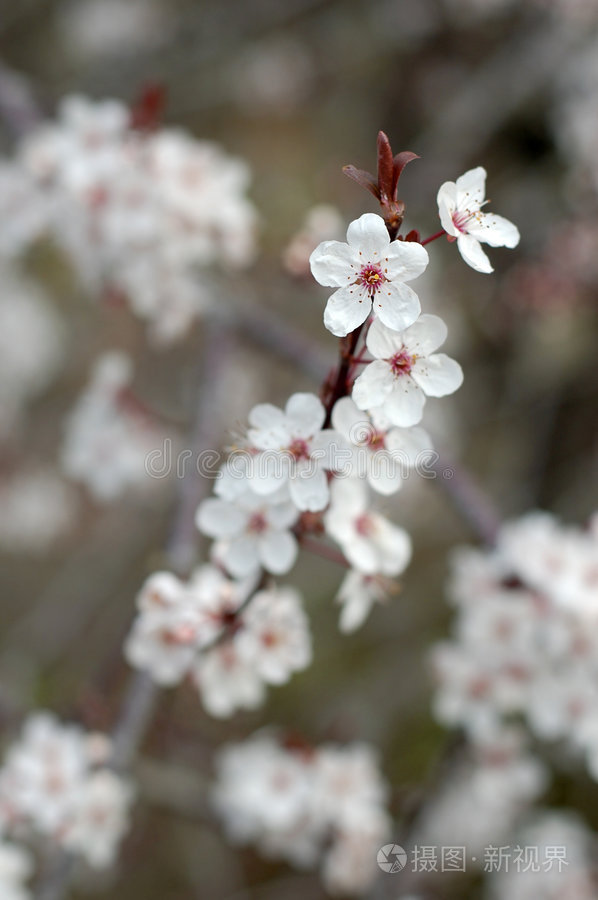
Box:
left=355, top=513, right=375, bottom=537
left=248, top=512, right=268, bottom=533
left=389, top=349, right=414, bottom=376
left=288, top=438, right=310, bottom=460
left=357, top=263, right=386, bottom=296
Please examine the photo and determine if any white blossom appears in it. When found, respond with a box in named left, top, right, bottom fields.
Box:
left=437, top=167, right=520, bottom=273
left=61, top=351, right=171, bottom=501
left=309, top=212, right=428, bottom=336
left=352, top=315, right=463, bottom=426
left=236, top=587, right=312, bottom=684
left=246, top=392, right=342, bottom=512
left=196, top=487, right=299, bottom=578
left=331, top=396, right=433, bottom=494
left=62, top=770, right=133, bottom=868
left=212, top=731, right=390, bottom=895
left=324, top=477, right=412, bottom=576
left=335, top=570, right=396, bottom=633
left=0, top=713, right=131, bottom=871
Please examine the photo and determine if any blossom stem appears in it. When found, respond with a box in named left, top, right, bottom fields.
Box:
left=298, top=536, right=350, bottom=568
left=323, top=323, right=366, bottom=427
left=420, top=229, right=446, bottom=246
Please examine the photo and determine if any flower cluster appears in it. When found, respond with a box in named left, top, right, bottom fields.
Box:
left=0, top=96, right=258, bottom=342
left=211, top=731, right=391, bottom=896
left=61, top=351, right=171, bottom=501
left=486, top=811, right=598, bottom=900
left=0, top=713, right=132, bottom=870
left=413, top=727, right=546, bottom=861
left=124, top=567, right=311, bottom=717
left=432, top=512, right=598, bottom=777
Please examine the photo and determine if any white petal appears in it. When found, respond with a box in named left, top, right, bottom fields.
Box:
left=265, top=501, right=299, bottom=530
left=455, top=166, right=486, bottom=206
left=366, top=317, right=405, bottom=359
left=331, top=396, right=363, bottom=439
left=289, top=466, right=329, bottom=511
left=285, top=392, right=325, bottom=437
left=338, top=588, right=374, bottom=633
left=437, top=181, right=458, bottom=235
left=382, top=378, right=426, bottom=426
left=259, top=530, right=298, bottom=574
left=384, top=239, right=429, bottom=282
left=352, top=360, right=395, bottom=410
left=411, top=354, right=464, bottom=397
left=346, top=213, right=390, bottom=257
left=310, top=428, right=350, bottom=473
left=456, top=233, right=493, bottom=273
left=374, top=516, right=412, bottom=575
left=402, top=313, right=448, bottom=356
left=309, top=240, right=358, bottom=286
left=374, top=280, right=421, bottom=332
left=366, top=453, right=403, bottom=495
left=328, top=476, right=368, bottom=516
left=343, top=535, right=381, bottom=574
left=248, top=403, right=289, bottom=448
left=196, top=498, right=246, bottom=539
left=247, top=454, right=289, bottom=495
left=323, top=285, right=371, bottom=337
left=385, top=425, right=433, bottom=464
left=224, top=535, right=261, bottom=578
left=467, top=212, right=520, bottom=248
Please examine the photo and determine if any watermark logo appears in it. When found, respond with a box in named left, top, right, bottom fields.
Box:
left=377, top=844, right=407, bottom=874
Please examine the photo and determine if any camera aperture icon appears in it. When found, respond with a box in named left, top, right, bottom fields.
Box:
left=377, top=843, right=407, bottom=873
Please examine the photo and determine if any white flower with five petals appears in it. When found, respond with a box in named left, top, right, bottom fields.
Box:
left=331, top=396, right=433, bottom=495
left=309, top=213, right=428, bottom=336
left=324, top=478, right=412, bottom=576
left=352, top=315, right=463, bottom=427
left=196, top=487, right=299, bottom=578
left=437, top=167, right=520, bottom=274
left=246, top=392, right=342, bottom=512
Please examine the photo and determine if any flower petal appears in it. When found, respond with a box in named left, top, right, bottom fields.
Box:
left=248, top=403, right=289, bottom=448
left=323, top=286, right=371, bottom=337
left=402, top=313, right=448, bottom=356
left=224, top=535, right=261, bottom=578
left=373, top=516, right=412, bottom=576
left=366, top=453, right=403, bottom=495
left=374, top=280, right=421, bottom=332
left=366, top=318, right=405, bottom=359
left=437, top=181, right=458, bottom=235
left=456, top=166, right=487, bottom=207
left=331, top=396, right=363, bottom=439
left=456, top=233, right=493, bottom=274
left=382, top=377, right=426, bottom=426
left=259, top=530, right=298, bottom=574
left=289, top=466, right=329, bottom=511
left=196, top=498, right=246, bottom=539
left=385, top=425, right=434, bottom=464
left=384, top=240, right=429, bottom=282
left=467, top=212, right=520, bottom=249
left=285, top=392, right=325, bottom=437
left=352, top=360, right=395, bottom=410
left=309, top=240, right=359, bottom=287
left=346, top=213, right=390, bottom=257
left=411, top=353, right=464, bottom=397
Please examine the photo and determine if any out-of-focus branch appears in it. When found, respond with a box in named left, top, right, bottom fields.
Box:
left=33, top=319, right=234, bottom=900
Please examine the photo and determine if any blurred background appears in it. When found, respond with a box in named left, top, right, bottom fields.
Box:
left=0, top=0, right=598, bottom=897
